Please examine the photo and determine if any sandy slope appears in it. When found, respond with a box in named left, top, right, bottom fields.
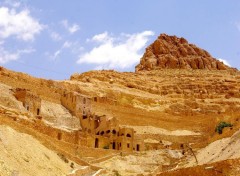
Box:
left=96, top=150, right=182, bottom=176
left=0, top=83, right=26, bottom=112
left=187, top=129, right=240, bottom=166
left=125, top=125, right=201, bottom=136
left=0, top=125, right=75, bottom=176
left=41, top=100, right=80, bottom=130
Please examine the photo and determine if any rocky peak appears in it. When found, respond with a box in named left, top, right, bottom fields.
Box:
left=135, top=33, right=230, bottom=72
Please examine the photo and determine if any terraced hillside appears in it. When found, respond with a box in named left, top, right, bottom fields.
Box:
left=0, top=34, right=239, bottom=175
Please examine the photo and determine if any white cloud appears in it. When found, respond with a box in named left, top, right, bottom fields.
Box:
left=91, top=32, right=111, bottom=42
left=77, top=31, right=154, bottom=69
left=0, top=46, right=35, bottom=64
left=53, top=50, right=61, bottom=59
left=51, top=41, right=72, bottom=59
left=61, top=20, right=80, bottom=34
left=0, top=7, right=43, bottom=41
left=0, top=47, right=18, bottom=63
left=50, top=31, right=62, bottom=41
left=49, top=40, right=82, bottom=59
left=68, top=24, right=80, bottom=34
left=218, top=58, right=231, bottom=67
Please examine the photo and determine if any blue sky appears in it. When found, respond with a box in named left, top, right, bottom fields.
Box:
left=0, top=0, right=239, bottom=80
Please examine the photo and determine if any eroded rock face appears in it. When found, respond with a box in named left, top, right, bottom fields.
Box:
left=136, top=34, right=229, bottom=71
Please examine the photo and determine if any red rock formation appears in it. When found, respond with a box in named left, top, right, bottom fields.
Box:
left=135, top=34, right=230, bottom=71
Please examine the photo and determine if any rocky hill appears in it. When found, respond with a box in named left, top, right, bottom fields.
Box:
left=136, top=34, right=233, bottom=71
left=0, top=33, right=240, bottom=175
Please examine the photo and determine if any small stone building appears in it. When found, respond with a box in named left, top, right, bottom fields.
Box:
left=61, top=91, right=144, bottom=152
left=61, top=91, right=92, bottom=117
left=14, top=88, right=41, bottom=116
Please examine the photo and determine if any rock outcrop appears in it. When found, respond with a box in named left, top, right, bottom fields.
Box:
left=136, top=34, right=230, bottom=71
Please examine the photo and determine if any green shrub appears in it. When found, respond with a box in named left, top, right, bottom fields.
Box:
left=215, top=121, right=233, bottom=134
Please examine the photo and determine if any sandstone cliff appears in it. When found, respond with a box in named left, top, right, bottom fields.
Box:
left=136, top=34, right=231, bottom=71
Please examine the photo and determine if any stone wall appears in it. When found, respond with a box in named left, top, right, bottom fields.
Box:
left=14, top=88, right=41, bottom=116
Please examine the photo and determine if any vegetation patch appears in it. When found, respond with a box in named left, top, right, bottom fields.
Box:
left=215, top=122, right=233, bottom=134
